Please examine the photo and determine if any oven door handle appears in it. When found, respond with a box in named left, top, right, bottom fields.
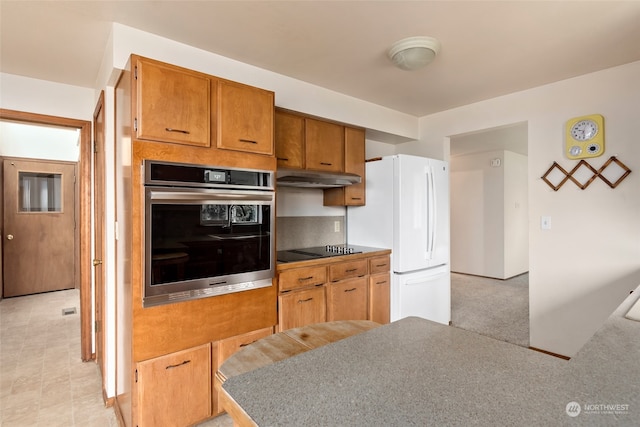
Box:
left=148, top=190, right=274, bottom=203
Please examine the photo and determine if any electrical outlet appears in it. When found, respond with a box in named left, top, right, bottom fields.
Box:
left=334, top=221, right=340, bottom=232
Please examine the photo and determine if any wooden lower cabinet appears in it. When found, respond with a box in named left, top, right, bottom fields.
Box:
left=213, top=327, right=273, bottom=415
left=327, top=277, right=368, bottom=321
left=278, top=286, right=326, bottom=331
left=136, top=343, right=211, bottom=427
left=369, top=272, right=391, bottom=324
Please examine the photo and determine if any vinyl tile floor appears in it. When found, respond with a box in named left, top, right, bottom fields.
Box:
left=0, top=289, right=118, bottom=426
left=0, top=289, right=236, bottom=427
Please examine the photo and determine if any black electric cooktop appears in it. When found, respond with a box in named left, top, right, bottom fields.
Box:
left=277, top=245, right=367, bottom=263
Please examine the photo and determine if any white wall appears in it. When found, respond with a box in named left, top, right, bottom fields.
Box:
left=503, top=151, right=529, bottom=278
left=0, top=122, right=80, bottom=161
left=450, top=149, right=527, bottom=279
left=416, top=60, right=640, bottom=356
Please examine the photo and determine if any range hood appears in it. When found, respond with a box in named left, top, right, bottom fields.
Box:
left=276, top=169, right=361, bottom=188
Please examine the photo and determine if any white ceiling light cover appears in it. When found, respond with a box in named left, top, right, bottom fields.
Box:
left=388, top=36, right=441, bottom=71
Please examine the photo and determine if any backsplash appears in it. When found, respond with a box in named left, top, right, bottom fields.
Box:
left=276, top=216, right=345, bottom=250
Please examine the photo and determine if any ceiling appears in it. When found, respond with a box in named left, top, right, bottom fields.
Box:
left=1, top=1, right=640, bottom=117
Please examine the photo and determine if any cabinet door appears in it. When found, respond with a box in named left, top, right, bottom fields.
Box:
left=213, top=328, right=273, bottom=415
left=136, top=57, right=211, bottom=147
left=305, top=118, right=344, bottom=172
left=137, top=343, right=211, bottom=427
left=278, top=286, right=326, bottom=331
left=218, top=80, right=274, bottom=155
left=369, top=272, right=390, bottom=324
left=275, top=109, right=305, bottom=169
left=324, top=126, right=366, bottom=206
left=327, top=277, right=368, bottom=321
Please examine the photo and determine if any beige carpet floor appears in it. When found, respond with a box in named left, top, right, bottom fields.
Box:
left=450, top=272, right=529, bottom=348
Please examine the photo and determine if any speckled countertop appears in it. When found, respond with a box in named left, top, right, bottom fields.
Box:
left=223, top=285, right=640, bottom=426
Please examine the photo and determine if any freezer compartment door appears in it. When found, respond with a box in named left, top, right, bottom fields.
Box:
left=392, top=266, right=450, bottom=325
left=394, top=156, right=449, bottom=272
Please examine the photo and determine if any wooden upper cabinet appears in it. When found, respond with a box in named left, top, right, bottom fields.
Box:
left=275, top=109, right=305, bottom=169
left=305, top=118, right=344, bottom=172
left=136, top=57, right=212, bottom=147
left=217, top=80, right=274, bottom=155
left=324, top=126, right=366, bottom=206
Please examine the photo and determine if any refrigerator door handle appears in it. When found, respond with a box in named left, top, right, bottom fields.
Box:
left=426, top=167, right=437, bottom=259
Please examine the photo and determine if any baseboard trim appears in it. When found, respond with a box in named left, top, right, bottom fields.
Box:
left=529, top=346, right=571, bottom=360
left=113, top=398, right=126, bottom=427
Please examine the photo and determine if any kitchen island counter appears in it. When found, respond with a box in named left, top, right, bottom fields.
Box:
left=221, top=285, right=640, bottom=426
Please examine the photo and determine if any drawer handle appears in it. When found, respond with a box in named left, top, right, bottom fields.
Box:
left=165, top=127, right=190, bottom=134
left=239, top=139, right=258, bottom=144
left=375, top=264, right=387, bottom=267
left=277, top=157, right=289, bottom=161
left=320, top=162, right=333, bottom=166
left=350, top=197, right=362, bottom=200
left=344, top=288, right=357, bottom=292
left=166, top=360, right=191, bottom=369
left=298, top=276, right=314, bottom=281
left=240, top=340, right=258, bottom=348
left=298, top=297, right=314, bottom=303
left=375, top=280, right=388, bottom=285
left=346, top=268, right=357, bottom=273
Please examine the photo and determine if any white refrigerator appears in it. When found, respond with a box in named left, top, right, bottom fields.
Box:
left=347, top=154, right=450, bottom=324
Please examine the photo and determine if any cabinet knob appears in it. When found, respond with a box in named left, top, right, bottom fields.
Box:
left=6, top=234, right=13, bottom=240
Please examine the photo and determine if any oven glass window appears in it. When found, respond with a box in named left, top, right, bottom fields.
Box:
left=150, top=202, right=271, bottom=286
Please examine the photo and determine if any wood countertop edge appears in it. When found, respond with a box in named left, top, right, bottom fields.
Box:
left=276, top=248, right=391, bottom=271
left=215, top=374, right=258, bottom=427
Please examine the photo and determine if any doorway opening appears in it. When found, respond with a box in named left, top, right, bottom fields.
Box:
left=448, top=122, right=529, bottom=347
left=0, top=109, right=92, bottom=361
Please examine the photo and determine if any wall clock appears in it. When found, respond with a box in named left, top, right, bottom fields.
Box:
left=565, top=114, right=605, bottom=159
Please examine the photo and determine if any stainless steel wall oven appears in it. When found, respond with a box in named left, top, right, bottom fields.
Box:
left=143, top=160, right=275, bottom=307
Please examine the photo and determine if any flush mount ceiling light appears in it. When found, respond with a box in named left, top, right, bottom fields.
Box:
left=388, top=36, right=441, bottom=71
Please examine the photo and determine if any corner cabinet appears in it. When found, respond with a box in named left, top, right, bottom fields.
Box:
left=324, top=126, right=366, bottom=206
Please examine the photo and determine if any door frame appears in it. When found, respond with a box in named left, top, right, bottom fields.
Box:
left=0, top=108, right=93, bottom=361
left=92, top=91, right=107, bottom=390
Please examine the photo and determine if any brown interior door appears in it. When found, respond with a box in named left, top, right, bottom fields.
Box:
left=3, top=158, right=76, bottom=297
left=93, top=92, right=106, bottom=375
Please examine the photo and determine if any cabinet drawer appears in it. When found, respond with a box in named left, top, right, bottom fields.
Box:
left=217, top=327, right=273, bottom=365
left=369, top=255, right=390, bottom=274
left=279, top=266, right=327, bottom=292
left=329, top=259, right=368, bottom=282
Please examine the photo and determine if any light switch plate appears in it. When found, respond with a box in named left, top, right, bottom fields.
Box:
left=541, top=216, right=551, bottom=230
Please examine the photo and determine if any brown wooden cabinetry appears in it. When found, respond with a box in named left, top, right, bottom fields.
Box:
left=277, top=251, right=391, bottom=331
left=136, top=344, right=211, bottom=427
left=305, top=118, right=344, bottom=172
left=327, top=277, right=368, bottom=321
left=135, top=56, right=212, bottom=147
left=368, top=255, right=391, bottom=324
left=324, top=126, right=366, bottom=206
left=213, top=327, right=273, bottom=415
left=115, top=54, right=277, bottom=427
left=274, top=109, right=305, bottom=169
left=278, top=286, right=327, bottom=331
left=217, top=80, right=274, bottom=155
